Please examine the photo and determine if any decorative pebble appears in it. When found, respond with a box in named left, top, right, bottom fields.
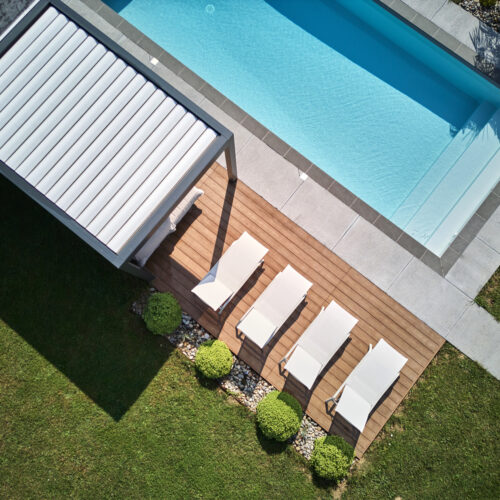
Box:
left=458, top=0, right=500, bottom=33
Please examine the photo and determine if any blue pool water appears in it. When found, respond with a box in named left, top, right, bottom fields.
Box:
left=106, top=0, right=500, bottom=255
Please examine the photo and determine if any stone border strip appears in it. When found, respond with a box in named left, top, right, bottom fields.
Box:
left=73, top=0, right=500, bottom=276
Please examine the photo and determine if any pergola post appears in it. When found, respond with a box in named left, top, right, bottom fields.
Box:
left=224, top=134, right=237, bottom=182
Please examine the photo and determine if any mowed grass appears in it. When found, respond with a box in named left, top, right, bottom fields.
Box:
left=476, top=266, right=500, bottom=321
left=343, top=343, right=500, bottom=500
left=2, top=174, right=499, bottom=500
left=0, top=177, right=328, bottom=499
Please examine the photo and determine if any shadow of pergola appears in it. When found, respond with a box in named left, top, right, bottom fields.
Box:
left=0, top=175, right=173, bottom=422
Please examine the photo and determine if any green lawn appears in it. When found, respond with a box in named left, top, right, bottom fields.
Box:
left=343, top=343, right=500, bottom=500
left=1, top=175, right=499, bottom=499
left=0, top=177, right=328, bottom=499
left=476, top=266, right=500, bottom=321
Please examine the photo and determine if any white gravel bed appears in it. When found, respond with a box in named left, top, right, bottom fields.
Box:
left=458, top=0, right=500, bottom=32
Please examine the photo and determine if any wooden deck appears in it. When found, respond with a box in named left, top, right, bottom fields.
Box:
left=147, top=163, right=445, bottom=456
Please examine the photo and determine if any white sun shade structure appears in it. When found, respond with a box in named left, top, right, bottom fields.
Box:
left=0, top=0, right=236, bottom=279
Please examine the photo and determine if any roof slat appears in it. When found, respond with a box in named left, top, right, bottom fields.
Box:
left=108, top=128, right=218, bottom=252
left=29, top=67, right=138, bottom=190
left=7, top=48, right=115, bottom=173
left=0, top=33, right=95, bottom=140
left=76, top=101, right=185, bottom=227
left=67, top=90, right=170, bottom=219
left=86, top=110, right=195, bottom=236
left=0, top=16, right=73, bottom=96
left=59, top=87, right=165, bottom=212
left=0, top=29, right=89, bottom=120
left=0, top=7, right=58, bottom=76
left=99, top=120, right=208, bottom=245
left=51, top=79, right=155, bottom=207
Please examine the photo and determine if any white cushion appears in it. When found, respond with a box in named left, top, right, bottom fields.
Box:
left=238, top=308, right=276, bottom=349
left=134, top=187, right=203, bottom=267
left=284, top=345, right=323, bottom=389
left=134, top=218, right=176, bottom=267
left=168, top=187, right=203, bottom=226
left=335, top=385, right=371, bottom=433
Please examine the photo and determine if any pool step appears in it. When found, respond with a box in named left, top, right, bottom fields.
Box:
left=403, top=106, right=500, bottom=255
left=425, top=148, right=500, bottom=254
left=391, top=101, right=496, bottom=227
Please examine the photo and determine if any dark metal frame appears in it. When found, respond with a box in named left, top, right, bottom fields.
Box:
left=0, top=0, right=237, bottom=280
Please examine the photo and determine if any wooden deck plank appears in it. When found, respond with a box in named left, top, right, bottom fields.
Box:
left=147, top=163, right=445, bottom=456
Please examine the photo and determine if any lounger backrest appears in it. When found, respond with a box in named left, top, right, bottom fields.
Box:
left=213, top=232, right=268, bottom=290
left=298, top=301, right=357, bottom=367
left=255, top=265, right=312, bottom=326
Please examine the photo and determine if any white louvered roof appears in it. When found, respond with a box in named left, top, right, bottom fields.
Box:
left=0, top=6, right=219, bottom=254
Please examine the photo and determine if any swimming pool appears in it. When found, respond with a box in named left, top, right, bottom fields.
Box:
left=105, top=0, right=500, bottom=256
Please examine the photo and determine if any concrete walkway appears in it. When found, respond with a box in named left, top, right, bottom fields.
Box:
left=3, top=0, right=499, bottom=380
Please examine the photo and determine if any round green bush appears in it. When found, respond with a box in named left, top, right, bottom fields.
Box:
left=143, top=292, right=182, bottom=335
left=256, top=391, right=303, bottom=441
left=195, top=339, right=233, bottom=379
left=310, top=436, right=354, bottom=482
left=480, top=0, right=496, bottom=9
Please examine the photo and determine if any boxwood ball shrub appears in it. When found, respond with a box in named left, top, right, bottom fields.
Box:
left=480, top=0, right=496, bottom=8
left=195, top=339, right=233, bottom=379
left=143, top=292, right=182, bottom=335
left=256, top=391, right=303, bottom=441
left=310, top=435, right=354, bottom=482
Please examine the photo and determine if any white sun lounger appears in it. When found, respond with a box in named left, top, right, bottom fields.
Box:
left=191, top=232, right=268, bottom=313
left=326, top=339, right=407, bottom=432
left=280, top=300, right=358, bottom=390
left=236, top=265, right=312, bottom=349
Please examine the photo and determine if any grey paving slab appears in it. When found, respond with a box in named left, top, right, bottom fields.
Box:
left=66, top=0, right=123, bottom=42
left=241, top=114, right=268, bottom=140
left=401, top=0, right=447, bottom=19
left=483, top=342, right=500, bottom=380
left=235, top=136, right=305, bottom=209
left=446, top=238, right=500, bottom=298
left=388, top=0, right=418, bottom=22
left=153, top=63, right=205, bottom=105
left=333, top=217, right=413, bottom=291
left=477, top=206, right=500, bottom=252
left=178, top=66, right=206, bottom=92
left=200, top=82, right=226, bottom=107
left=281, top=178, right=359, bottom=251
left=388, top=258, right=471, bottom=334
left=396, top=232, right=427, bottom=259
left=429, top=1, right=480, bottom=50
left=447, top=304, right=500, bottom=378
left=477, top=192, right=500, bottom=220
left=263, top=131, right=290, bottom=156
left=118, top=34, right=150, bottom=67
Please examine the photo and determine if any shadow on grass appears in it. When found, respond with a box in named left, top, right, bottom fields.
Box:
left=0, top=176, right=173, bottom=421
left=311, top=473, right=338, bottom=490
left=194, top=371, right=220, bottom=390
left=255, top=425, right=288, bottom=455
